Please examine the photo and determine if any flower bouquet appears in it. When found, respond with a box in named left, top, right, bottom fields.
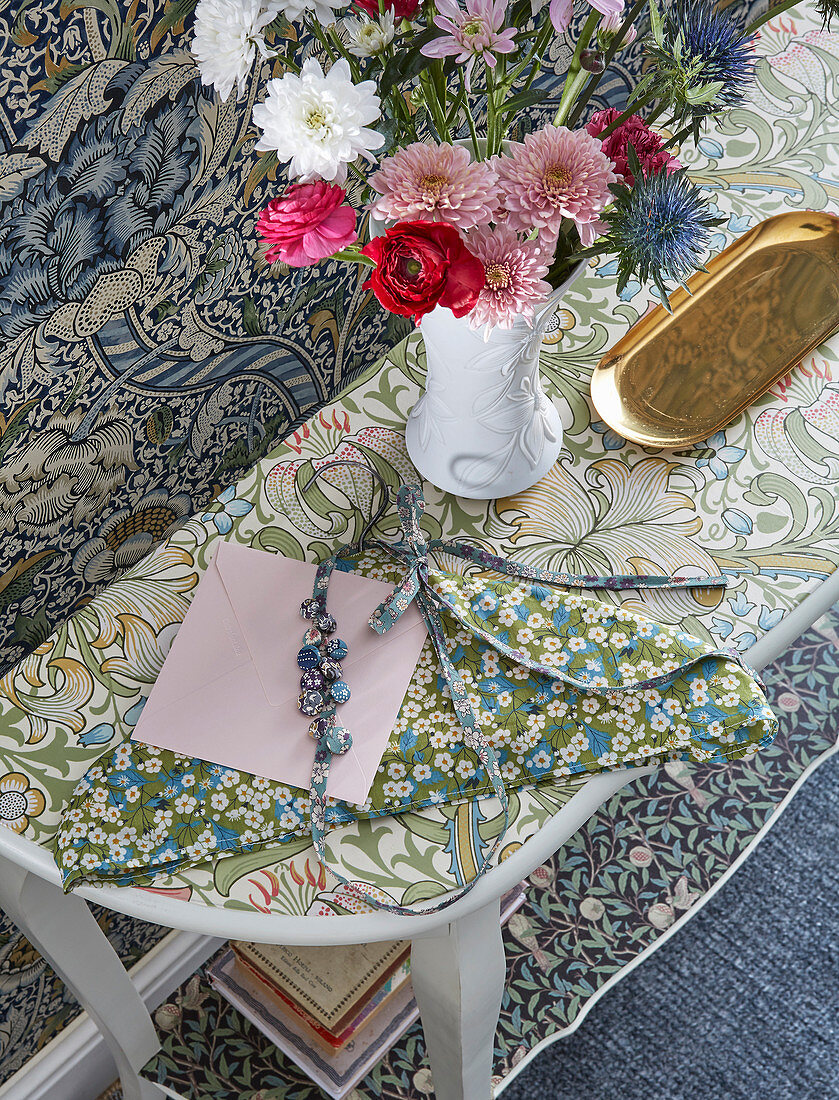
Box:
left=192, top=0, right=787, bottom=497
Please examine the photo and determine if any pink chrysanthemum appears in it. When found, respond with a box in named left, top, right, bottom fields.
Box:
left=493, top=125, right=617, bottom=248
left=466, top=224, right=552, bottom=330
left=368, top=142, right=498, bottom=231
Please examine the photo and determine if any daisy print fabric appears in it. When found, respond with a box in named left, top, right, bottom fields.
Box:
left=56, top=568, right=777, bottom=890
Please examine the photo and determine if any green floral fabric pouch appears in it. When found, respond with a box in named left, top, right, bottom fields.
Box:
left=56, top=486, right=777, bottom=896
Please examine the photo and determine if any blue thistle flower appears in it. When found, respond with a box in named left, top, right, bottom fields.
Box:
left=645, top=0, right=756, bottom=131
left=603, top=155, right=722, bottom=306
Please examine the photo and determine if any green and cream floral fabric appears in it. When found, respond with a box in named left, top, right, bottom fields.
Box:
left=0, top=8, right=836, bottom=914
left=55, top=558, right=776, bottom=889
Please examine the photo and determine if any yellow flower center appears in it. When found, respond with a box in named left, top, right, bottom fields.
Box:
left=420, top=173, right=449, bottom=197
left=544, top=163, right=572, bottom=202
left=305, top=107, right=328, bottom=131
left=485, top=262, right=511, bottom=290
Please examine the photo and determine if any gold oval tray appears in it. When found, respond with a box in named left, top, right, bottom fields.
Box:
left=590, top=211, right=839, bottom=448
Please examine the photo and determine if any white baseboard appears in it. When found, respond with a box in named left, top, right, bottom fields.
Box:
left=0, top=930, right=223, bottom=1100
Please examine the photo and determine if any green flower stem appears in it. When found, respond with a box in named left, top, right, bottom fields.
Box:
left=500, top=14, right=554, bottom=116
left=384, top=57, right=420, bottom=144
left=346, top=161, right=370, bottom=185
left=379, top=38, right=420, bottom=140
left=553, top=10, right=601, bottom=126
left=487, top=58, right=507, bottom=155
left=417, top=0, right=451, bottom=140
left=325, top=25, right=364, bottom=82
left=419, top=65, right=451, bottom=141
left=565, top=0, right=649, bottom=128
left=595, top=90, right=657, bottom=137
left=304, top=16, right=338, bottom=64
left=460, top=71, right=482, bottom=158
left=745, top=0, right=799, bottom=34
left=267, top=48, right=301, bottom=74
left=432, top=59, right=452, bottom=139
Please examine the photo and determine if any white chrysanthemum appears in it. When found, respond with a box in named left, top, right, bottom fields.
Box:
left=192, top=0, right=277, bottom=102
left=278, top=0, right=345, bottom=23
left=343, top=11, right=396, bottom=57
left=253, top=58, right=383, bottom=183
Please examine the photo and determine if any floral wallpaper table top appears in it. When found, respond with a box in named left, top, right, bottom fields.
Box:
left=1, top=6, right=837, bottom=918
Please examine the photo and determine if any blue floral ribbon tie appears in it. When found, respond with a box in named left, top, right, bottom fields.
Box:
left=369, top=485, right=430, bottom=634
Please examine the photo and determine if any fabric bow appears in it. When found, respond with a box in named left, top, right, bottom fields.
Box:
left=368, top=485, right=430, bottom=635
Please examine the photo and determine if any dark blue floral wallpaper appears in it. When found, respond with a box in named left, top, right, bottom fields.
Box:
left=0, top=0, right=409, bottom=673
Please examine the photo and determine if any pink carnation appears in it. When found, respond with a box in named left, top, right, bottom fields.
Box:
left=586, top=109, right=682, bottom=186
left=256, top=182, right=357, bottom=268
left=493, top=125, right=616, bottom=248
left=465, top=224, right=552, bottom=330
left=355, top=0, right=419, bottom=17
left=368, top=142, right=498, bottom=231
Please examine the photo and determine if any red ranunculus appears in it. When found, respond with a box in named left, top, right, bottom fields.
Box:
left=355, top=0, right=419, bottom=18
left=586, top=108, right=682, bottom=186
left=361, top=220, right=484, bottom=324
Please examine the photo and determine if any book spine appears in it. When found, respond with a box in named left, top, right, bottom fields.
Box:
left=233, top=952, right=347, bottom=1050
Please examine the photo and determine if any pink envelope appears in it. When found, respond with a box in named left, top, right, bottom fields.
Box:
left=131, top=541, right=428, bottom=806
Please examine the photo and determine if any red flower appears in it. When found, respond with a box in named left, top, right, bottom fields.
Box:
left=256, top=182, right=357, bottom=268
left=586, top=109, right=682, bottom=186
left=355, top=0, right=419, bottom=18
left=361, top=220, right=484, bottom=323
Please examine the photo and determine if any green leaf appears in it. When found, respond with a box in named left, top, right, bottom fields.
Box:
left=378, top=29, right=439, bottom=97
left=213, top=838, right=313, bottom=896
left=402, top=878, right=447, bottom=904
left=685, top=80, right=724, bottom=105
left=649, top=0, right=664, bottom=46
left=374, top=115, right=401, bottom=157
left=627, top=71, right=654, bottom=103
left=626, top=141, right=643, bottom=183
left=241, top=295, right=264, bottom=336
left=502, top=88, right=551, bottom=116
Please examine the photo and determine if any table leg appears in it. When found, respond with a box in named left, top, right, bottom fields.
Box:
left=410, top=896, right=505, bottom=1100
left=0, top=857, right=164, bottom=1100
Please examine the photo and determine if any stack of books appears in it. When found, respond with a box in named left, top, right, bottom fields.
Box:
left=209, top=883, right=527, bottom=1099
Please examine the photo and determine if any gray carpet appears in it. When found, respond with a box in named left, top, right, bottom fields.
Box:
left=503, top=752, right=839, bottom=1100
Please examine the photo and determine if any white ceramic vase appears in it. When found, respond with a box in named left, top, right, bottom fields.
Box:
left=407, top=263, right=585, bottom=499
